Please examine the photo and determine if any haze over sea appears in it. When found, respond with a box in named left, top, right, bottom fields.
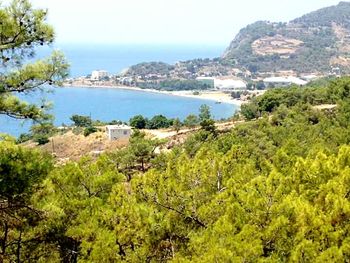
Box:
left=0, top=44, right=237, bottom=137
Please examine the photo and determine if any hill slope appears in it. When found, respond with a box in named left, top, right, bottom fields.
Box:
left=223, top=1, right=350, bottom=74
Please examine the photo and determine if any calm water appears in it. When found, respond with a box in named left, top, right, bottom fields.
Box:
left=1, top=44, right=237, bottom=137
left=1, top=87, right=237, bottom=137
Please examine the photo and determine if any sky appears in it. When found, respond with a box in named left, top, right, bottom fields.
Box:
left=29, top=0, right=344, bottom=46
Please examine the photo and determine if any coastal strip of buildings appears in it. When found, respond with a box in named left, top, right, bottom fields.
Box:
left=66, top=69, right=323, bottom=92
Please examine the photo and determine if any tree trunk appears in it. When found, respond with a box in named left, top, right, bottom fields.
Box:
left=141, top=159, right=144, bottom=172
left=1, top=222, right=8, bottom=256
left=16, top=231, right=22, bottom=263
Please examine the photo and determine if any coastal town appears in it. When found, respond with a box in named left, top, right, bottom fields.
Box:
left=64, top=66, right=338, bottom=105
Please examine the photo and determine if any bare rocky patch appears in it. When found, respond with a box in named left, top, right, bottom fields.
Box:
left=252, top=35, right=303, bottom=56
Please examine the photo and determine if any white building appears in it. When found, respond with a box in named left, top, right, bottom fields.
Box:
left=263, top=76, right=308, bottom=87
left=196, top=77, right=247, bottom=90
left=119, top=76, right=134, bottom=85
left=301, top=74, right=319, bottom=82
left=106, top=125, right=132, bottom=140
left=214, top=79, right=247, bottom=90
left=91, top=70, right=109, bottom=81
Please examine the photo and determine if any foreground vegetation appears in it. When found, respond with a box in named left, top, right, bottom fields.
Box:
left=2, top=77, right=350, bottom=262
left=2, top=0, right=350, bottom=261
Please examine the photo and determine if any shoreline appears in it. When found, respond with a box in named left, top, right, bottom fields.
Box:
left=63, top=83, right=243, bottom=106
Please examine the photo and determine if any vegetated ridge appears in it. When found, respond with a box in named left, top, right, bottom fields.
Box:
left=222, top=1, right=350, bottom=74
left=125, top=2, right=350, bottom=80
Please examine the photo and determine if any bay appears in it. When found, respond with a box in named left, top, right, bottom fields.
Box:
left=0, top=87, right=238, bottom=137
left=1, top=44, right=237, bottom=137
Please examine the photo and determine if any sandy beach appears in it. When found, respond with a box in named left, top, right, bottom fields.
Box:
left=168, top=90, right=243, bottom=105
left=63, top=83, right=243, bottom=105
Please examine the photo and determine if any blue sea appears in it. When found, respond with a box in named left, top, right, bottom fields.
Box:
left=0, top=44, right=238, bottom=137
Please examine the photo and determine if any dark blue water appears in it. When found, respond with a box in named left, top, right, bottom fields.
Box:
left=0, top=87, right=237, bottom=137
left=1, top=44, right=237, bottom=137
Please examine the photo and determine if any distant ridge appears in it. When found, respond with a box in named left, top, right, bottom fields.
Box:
left=223, top=1, right=350, bottom=74
left=124, top=2, right=350, bottom=81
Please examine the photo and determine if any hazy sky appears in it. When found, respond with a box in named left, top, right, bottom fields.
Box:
left=29, top=0, right=344, bottom=45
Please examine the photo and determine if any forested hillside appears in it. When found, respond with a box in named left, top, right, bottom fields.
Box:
left=122, top=2, right=350, bottom=80
left=223, top=1, right=350, bottom=74
left=2, top=77, right=350, bottom=262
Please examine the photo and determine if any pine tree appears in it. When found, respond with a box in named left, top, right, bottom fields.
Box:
left=0, top=0, right=69, bottom=122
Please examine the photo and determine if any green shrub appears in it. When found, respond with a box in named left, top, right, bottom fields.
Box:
left=72, top=127, right=83, bottom=135
left=70, top=114, right=92, bottom=127
left=146, top=115, right=172, bottom=129
left=16, top=133, right=33, bottom=144
left=130, top=115, right=147, bottom=129
left=83, top=126, right=98, bottom=137
left=34, top=135, right=50, bottom=145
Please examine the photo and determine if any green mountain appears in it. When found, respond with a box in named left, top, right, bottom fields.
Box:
left=223, top=1, right=350, bottom=74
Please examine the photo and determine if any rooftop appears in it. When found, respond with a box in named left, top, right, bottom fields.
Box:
left=263, top=76, right=308, bottom=85
left=106, top=124, right=132, bottom=130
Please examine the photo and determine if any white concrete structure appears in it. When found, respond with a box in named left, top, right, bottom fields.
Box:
left=119, top=76, right=134, bottom=85
left=196, top=77, right=215, bottom=81
left=263, top=76, right=308, bottom=87
left=214, top=79, right=246, bottom=90
left=301, top=75, right=319, bottom=82
left=196, top=77, right=246, bottom=90
left=91, top=70, right=109, bottom=81
left=106, top=125, right=132, bottom=140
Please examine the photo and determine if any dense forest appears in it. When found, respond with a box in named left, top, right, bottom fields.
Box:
left=2, top=0, right=350, bottom=262
left=3, top=75, right=350, bottom=261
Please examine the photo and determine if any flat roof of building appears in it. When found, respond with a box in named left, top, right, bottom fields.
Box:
left=263, top=76, right=307, bottom=86
left=196, top=77, right=215, bottom=80
left=106, top=124, right=132, bottom=130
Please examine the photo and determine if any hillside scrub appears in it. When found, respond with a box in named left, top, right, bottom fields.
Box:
left=2, top=78, right=350, bottom=261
